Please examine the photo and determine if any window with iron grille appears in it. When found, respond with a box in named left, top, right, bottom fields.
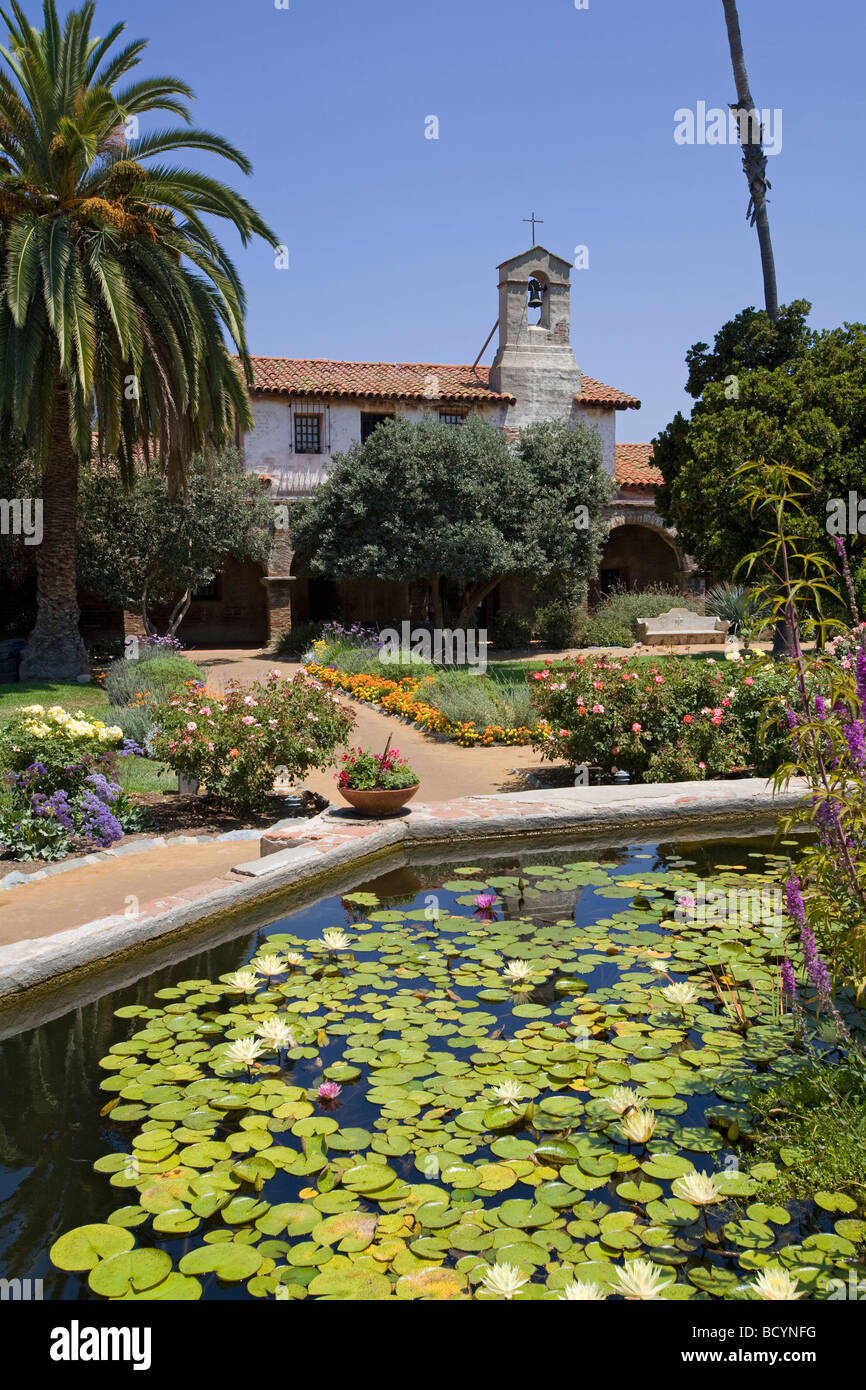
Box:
left=294, top=414, right=322, bottom=454
left=439, top=411, right=466, bottom=428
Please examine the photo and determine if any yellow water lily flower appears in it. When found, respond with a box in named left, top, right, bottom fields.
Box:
left=672, top=1171, right=723, bottom=1206
left=621, top=1108, right=657, bottom=1144
left=479, top=1263, right=530, bottom=1300
left=615, top=1258, right=673, bottom=1300
left=751, top=1267, right=803, bottom=1301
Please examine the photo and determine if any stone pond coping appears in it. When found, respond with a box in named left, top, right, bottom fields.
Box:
left=0, top=777, right=810, bottom=1024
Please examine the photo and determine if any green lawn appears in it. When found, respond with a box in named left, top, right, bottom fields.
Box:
left=0, top=681, right=110, bottom=722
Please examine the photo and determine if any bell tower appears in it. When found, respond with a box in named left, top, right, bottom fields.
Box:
left=489, top=246, right=582, bottom=426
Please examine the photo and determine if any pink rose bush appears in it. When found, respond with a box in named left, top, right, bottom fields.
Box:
left=154, top=672, right=354, bottom=812
left=530, top=653, right=793, bottom=781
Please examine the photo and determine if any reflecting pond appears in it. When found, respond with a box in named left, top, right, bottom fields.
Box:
left=1, top=836, right=863, bottom=1301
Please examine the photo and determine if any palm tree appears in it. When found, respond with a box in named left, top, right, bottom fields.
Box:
left=722, top=0, right=779, bottom=321
left=0, top=0, right=276, bottom=679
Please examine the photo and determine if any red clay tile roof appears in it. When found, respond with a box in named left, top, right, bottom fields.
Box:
left=246, top=358, right=514, bottom=403
left=615, top=442, right=662, bottom=489
left=577, top=376, right=641, bottom=410
left=245, top=358, right=640, bottom=410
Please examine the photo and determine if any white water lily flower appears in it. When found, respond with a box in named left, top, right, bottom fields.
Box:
left=223, top=1036, right=265, bottom=1069
left=621, top=1108, right=657, bottom=1145
left=661, top=982, right=701, bottom=1008
left=648, top=960, right=670, bottom=975
left=253, top=954, right=285, bottom=978
left=284, top=952, right=304, bottom=968
left=673, top=1171, right=723, bottom=1207
left=256, top=1017, right=297, bottom=1049
left=558, top=1280, right=607, bottom=1300
left=492, top=1079, right=524, bottom=1107
left=605, top=1086, right=643, bottom=1116
left=615, top=1258, right=673, bottom=1300
left=751, top=1267, right=804, bottom=1301
left=479, top=1263, right=530, bottom=1300
left=503, top=959, right=534, bottom=984
left=318, top=929, right=352, bottom=952
left=226, top=969, right=259, bottom=994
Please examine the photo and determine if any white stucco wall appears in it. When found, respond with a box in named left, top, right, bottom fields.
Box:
left=243, top=394, right=619, bottom=495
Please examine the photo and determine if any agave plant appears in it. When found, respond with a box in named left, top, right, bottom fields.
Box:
left=0, top=0, right=276, bottom=678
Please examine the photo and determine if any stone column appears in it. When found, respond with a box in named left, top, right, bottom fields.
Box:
left=262, top=506, right=295, bottom=649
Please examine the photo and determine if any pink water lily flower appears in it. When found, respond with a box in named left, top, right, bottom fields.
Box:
left=318, top=1082, right=342, bottom=1103
left=474, top=892, right=497, bottom=911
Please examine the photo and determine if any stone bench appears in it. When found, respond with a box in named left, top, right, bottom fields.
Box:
left=635, top=608, right=730, bottom=647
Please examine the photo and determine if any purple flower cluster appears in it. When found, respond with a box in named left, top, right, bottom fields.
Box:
left=142, top=634, right=185, bottom=653
left=780, top=957, right=797, bottom=1001
left=31, top=789, right=74, bottom=831
left=785, top=875, right=832, bottom=1001
left=85, top=773, right=121, bottom=805
left=79, top=790, right=123, bottom=848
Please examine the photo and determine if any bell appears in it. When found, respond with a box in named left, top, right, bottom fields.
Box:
left=527, top=278, right=544, bottom=310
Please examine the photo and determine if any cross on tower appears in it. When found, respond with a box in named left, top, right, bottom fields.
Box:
left=523, top=211, right=544, bottom=243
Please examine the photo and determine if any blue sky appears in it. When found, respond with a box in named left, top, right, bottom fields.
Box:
left=57, top=0, right=866, bottom=439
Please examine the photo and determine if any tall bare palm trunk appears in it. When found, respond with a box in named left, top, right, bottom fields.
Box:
left=722, top=0, right=779, bottom=321
left=19, top=389, right=89, bottom=680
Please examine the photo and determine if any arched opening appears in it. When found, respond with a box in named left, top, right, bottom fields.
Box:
left=596, top=524, right=685, bottom=598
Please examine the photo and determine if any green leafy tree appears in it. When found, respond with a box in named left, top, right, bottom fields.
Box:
left=0, top=0, right=275, bottom=679
left=77, top=447, right=274, bottom=635
left=655, top=303, right=866, bottom=587
left=291, top=415, right=611, bottom=629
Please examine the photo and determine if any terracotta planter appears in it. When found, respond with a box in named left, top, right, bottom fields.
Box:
left=338, top=783, right=420, bottom=817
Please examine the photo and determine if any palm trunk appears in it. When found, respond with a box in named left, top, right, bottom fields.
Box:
left=722, top=0, right=779, bottom=321
left=18, top=389, right=89, bottom=681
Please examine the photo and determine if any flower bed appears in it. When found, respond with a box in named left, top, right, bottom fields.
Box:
left=306, top=664, right=535, bottom=747
left=307, top=653, right=794, bottom=771
left=531, top=651, right=793, bottom=780
left=0, top=705, right=145, bottom=859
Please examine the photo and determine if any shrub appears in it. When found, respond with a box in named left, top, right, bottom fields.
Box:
left=580, top=616, right=633, bottom=648
left=152, top=670, right=355, bottom=813
left=705, top=582, right=767, bottom=637
left=104, top=653, right=205, bottom=707
left=425, top=667, right=533, bottom=730
left=530, top=651, right=792, bottom=780
left=535, top=600, right=580, bottom=649
left=112, top=705, right=161, bottom=753
left=490, top=611, right=532, bottom=650
left=644, top=744, right=706, bottom=783
left=276, top=621, right=325, bottom=658
left=582, top=585, right=698, bottom=642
